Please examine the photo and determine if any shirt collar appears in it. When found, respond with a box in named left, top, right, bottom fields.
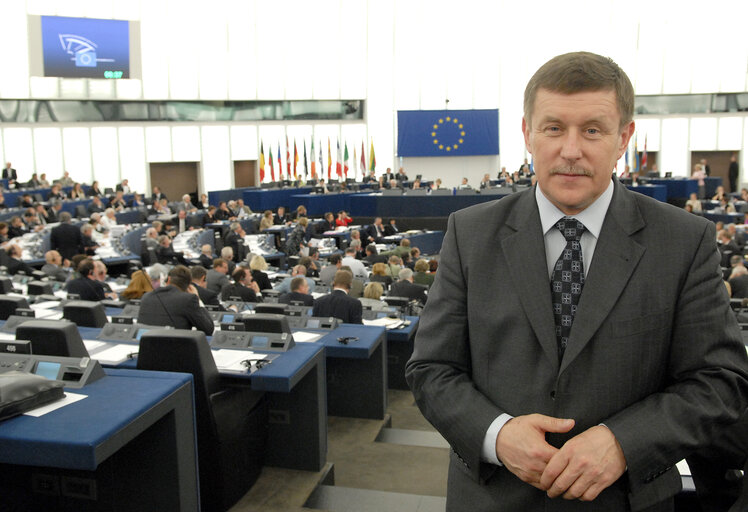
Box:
left=535, top=178, right=614, bottom=239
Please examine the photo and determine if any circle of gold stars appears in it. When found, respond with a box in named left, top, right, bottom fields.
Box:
left=431, top=116, right=465, bottom=152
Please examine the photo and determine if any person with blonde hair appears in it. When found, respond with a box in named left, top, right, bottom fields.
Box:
left=121, top=269, right=154, bottom=300
left=249, top=254, right=272, bottom=290
left=369, top=262, right=393, bottom=288
left=359, top=282, right=386, bottom=310
left=259, top=210, right=274, bottom=231
left=413, top=258, right=434, bottom=287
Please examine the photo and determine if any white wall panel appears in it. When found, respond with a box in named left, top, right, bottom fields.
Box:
left=2, top=128, right=35, bottom=181
left=230, top=125, right=258, bottom=161
left=171, top=126, right=201, bottom=161
left=145, top=126, right=172, bottom=162
left=254, top=2, right=285, bottom=99
left=282, top=0, right=315, bottom=100
left=718, top=117, right=743, bottom=151
left=30, top=78, right=59, bottom=99
left=197, top=0, right=229, bottom=100
left=660, top=118, right=689, bottom=177
left=201, top=126, right=232, bottom=192
left=0, top=2, right=30, bottom=98
left=0, top=131, right=4, bottom=171
left=140, top=0, right=170, bottom=99
left=33, top=127, right=64, bottom=177
left=312, top=0, right=341, bottom=100
left=227, top=0, right=257, bottom=100
left=118, top=127, right=147, bottom=193
left=166, top=0, right=200, bottom=100
left=689, top=118, right=717, bottom=151
left=62, top=127, right=93, bottom=183
left=633, top=119, right=661, bottom=152
left=338, top=0, right=367, bottom=100
left=115, top=80, right=144, bottom=99
left=88, top=80, right=116, bottom=99
left=90, top=127, right=120, bottom=188
left=60, top=79, right=87, bottom=99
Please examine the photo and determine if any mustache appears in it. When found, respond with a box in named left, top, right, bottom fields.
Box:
left=548, top=166, right=593, bottom=177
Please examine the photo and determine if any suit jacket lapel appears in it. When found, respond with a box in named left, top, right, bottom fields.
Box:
left=560, top=180, right=646, bottom=374
left=501, top=189, right=560, bottom=370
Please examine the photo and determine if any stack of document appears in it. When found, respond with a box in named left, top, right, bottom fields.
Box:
left=363, top=317, right=405, bottom=329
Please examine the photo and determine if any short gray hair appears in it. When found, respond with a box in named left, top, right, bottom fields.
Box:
left=398, top=268, right=413, bottom=281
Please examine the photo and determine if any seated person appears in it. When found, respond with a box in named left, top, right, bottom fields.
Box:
left=4, top=244, right=34, bottom=275
left=109, top=191, right=127, bottom=211
left=274, top=264, right=315, bottom=294
left=413, top=258, right=435, bottom=287
left=249, top=254, right=273, bottom=291
left=311, top=270, right=362, bottom=324
left=359, top=282, right=386, bottom=310
left=389, top=268, right=428, bottom=304
left=41, top=250, right=68, bottom=282
left=87, top=196, right=106, bottom=215
left=335, top=210, right=353, bottom=227
left=278, top=276, right=314, bottom=306
left=64, top=258, right=107, bottom=301
left=137, top=265, right=214, bottom=335
left=190, top=265, right=223, bottom=308
left=121, top=270, right=154, bottom=301
left=259, top=210, right=274, bottom=231
left=156, top=235, right=187, bottom=266
left=80, top=224, right=99, bottom=256
left=369, top=262, right=394, bottom=288
left=46, top=184, right=66, bottom=201
left=199, top=244, right=214, bottom=269
left=7, top=216, right=27, bottom=239
left=319, top=253, right=342, bottom=286
left=220, top=267, right=262, bottom=303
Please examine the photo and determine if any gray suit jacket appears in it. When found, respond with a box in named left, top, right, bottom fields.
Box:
left=406, top=180, right=748, bottom=511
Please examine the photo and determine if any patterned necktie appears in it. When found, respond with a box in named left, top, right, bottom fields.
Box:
left=551, top=217, right=586, bottom=361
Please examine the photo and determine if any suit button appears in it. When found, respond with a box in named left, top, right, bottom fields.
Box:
left=550, top=390, right=556, bottom=399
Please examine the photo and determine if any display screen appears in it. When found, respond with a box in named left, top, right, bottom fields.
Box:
left=306, top=319, right=320, bottom=328
left=376, top=312, right=388, bottom=318
left=135, top=328, right=148, bottom=341
left=40, top=16, right=130, bottom=78
left=222, top=314, right=235, bottom=324
left=251, top=336, right=269, bottom=348
left=34, top=361, right=61, bottom=380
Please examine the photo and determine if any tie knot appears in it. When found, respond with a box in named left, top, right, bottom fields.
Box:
left=555, top=217, right=586, bottom=242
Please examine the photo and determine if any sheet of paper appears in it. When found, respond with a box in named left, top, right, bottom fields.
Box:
left=83, top=340, right=108, bottom=352
left=90, top=344, right=137, bottom=365
left=292, top=331, right=324, bottom=343
left=363, top=317, right=405, bottom=329
left=212, top=349, right=267, bottom=372
left=24, top=392, right=87, bottom=417
left=30, top=301, right=61, bottom=310
left=33, top=309, right=63, bottom=320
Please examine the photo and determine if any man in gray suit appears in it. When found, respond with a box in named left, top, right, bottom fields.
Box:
left=406, top=52, right=748, bottom=512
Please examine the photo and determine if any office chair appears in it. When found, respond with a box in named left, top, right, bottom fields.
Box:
left=75, top=204, right=88, bottom=218
left=137, top=329, right=267, bottom=512
left=16, top=319, right=89, bottom=357
left=63, top=300, right=108, bottom=328
left=0, top=295, right=30, bottom=320
left=383, top=296, right=410, bottom=309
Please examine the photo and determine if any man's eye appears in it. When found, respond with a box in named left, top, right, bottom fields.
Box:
left=587, top=128, right=600, bottom=135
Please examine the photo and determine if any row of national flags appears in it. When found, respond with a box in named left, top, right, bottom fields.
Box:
left=620, top=134, right=648, bottom=177
left=259, top=138, right=376, bottom=182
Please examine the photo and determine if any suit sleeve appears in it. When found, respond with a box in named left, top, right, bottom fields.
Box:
left=350, top=299, right=363, bottom=324
left=405, top=213, right=505, bottom=482
left=604, top=221, right=748, bottom=501
left=186, top=294, right=215, bottom=335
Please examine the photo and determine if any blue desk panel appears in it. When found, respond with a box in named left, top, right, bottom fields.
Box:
left=292, top=193, right=359, bottom=216
left=240, top=187, right=314, bottom=212
left=704, top=177, right=722, bottom=199
left=386, top=317, right=419, bottom=390
left=627, top=184, right=667, bottom=202
left=347, top=192, right=512, bottom=217
left=0, top=369, right=193, bottom=470
left=703, top=212, right=745, bottom=224
left=648, top=179, right=698, bottom=199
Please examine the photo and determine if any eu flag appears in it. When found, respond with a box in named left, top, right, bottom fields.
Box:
left=397, top=109, right=499, bottom=157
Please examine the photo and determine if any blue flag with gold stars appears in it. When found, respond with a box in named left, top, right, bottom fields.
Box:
left=397, top=109, right=499, bottom=157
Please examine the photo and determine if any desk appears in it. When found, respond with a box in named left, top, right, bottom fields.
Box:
left=704, top=212, right=745, bottom=224
left=648, top=179, right=698, bottom=199
left=385, top=316, right=419, bottom=390
left=627, top=184, right=667, bottom=202
left=347, top=192, right=512, bottom=217
left=78, top=324, right=328, bottom=472
left=312, top=324, right=387, bottom=420
left=240, top=187, right=314, bottom=212
left=292, top=192, right=359, bottom=217
left=0, top=369, right=198, bottom=511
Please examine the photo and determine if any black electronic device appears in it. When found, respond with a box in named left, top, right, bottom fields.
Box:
left=284, top=305, right=312, bottom=318
left=0, top=295, right=31, bottom=321
left=0, top=339, right=31, bottom=354
left=0, top=353, right=105, bottom=388
left=97, top=323, right=157, bottom=342
left=16, top=320, right=89, bottom=358
left=63, top=300, right=108, bottom=328
left=252, top=303, right=286, bottom=315
left=362, top=308, right=400, bottom=321
left=1, top=308, right=37, bottom=333
left=285, top=316, right=340, bottom=330
left=27, top=280, right=54, bottom=296
left=111, top=315, right=134, bottom=324
left=219, top=322, right=245, bottom=332
left=383, top=296, right=410, bottom=309
left=0, top=276, right=13, bottom=293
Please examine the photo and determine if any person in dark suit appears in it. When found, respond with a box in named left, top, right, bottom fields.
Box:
left=320, top=212, right=336, bottom=232
left=728, top=266, right=748, bottom=298
left=223, top=222, right=246, bottom=263
left=3, top=162, right=17, bottom=185
left=311, top=270, right=362, bottom=324
left=405, top=52, right=748, bottom=512
left=138, top=265, right=214, bottom=335
left=366, top=217, right=386, bottom=243
left=198, top=244, right=214, bottom=269
left=88, top=181, right=104, bottom=197
left=273, top=206, right=289, bottom=225
left=384, top=218, right=400, bottom=236
left=155, top=235, right=187, bottom=265
left=220, top=267, right=262, bottom=302
left=729, top=154, right=739, bottom=194
left=249, top=255, right=273, bottom=291
left=80, top=224, right=99, bottom=256
left=64, top=258, right=107, bottom=301
left=389, top=268, right=427, bottom=304
left=4, top=244, right=34, bottom=276
left=189, top=266, right=223, bottom=309
left=206, top=258, right=231, bottom=294
left=279, top=276, right=315, bottom=306
left=364, top=244, right=388, bottom=265
left=50, top=212, right=83, bottom=263
left=151, top=186, right=167, bottom=202
left=382, top=168, right=396, bottom=182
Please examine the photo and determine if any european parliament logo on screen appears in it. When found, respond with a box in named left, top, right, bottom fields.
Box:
left=41, top=16, right=130, bottom=79
left=397, top=109, right=499, bottom=157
